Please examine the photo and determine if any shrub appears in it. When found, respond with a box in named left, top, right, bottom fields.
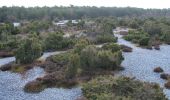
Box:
left=80, top=45, right=123, bottom=71
left=45, top=32, right=75, bottom=51
left=162, top=32, right=170, bottom=44
left=51, top=52, right=70, bottom=64
left=102, top=43, right=121, bottom=53
left=96, top=34, right=117, bottom=44
left=15, top=36, right=42, bottom=64
left=80, top=45, right=98, bottom=71
left=74, top=38, right=89, bottom=54
left=97, top=50, right=116, bottom=70
left=82, top=76, right=167, bottom=100
left=66, top=53, right=80, bottom=78
left=139, top=37, right=150, bottom=46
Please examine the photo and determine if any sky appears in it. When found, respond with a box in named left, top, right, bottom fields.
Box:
left=0, top=0, right=169, bottom=9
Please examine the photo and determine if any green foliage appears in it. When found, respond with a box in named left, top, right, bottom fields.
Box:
left=96, top=34, right=117, bottom=44
left=162, top=31, right=170, bottom=44
left=77, top=20, right=85, bottom=29
left=82, top=76, right=167, bottom=100
left=0, top=35, right=20, bottom=50
left=15, top=36, right=42, bottom=64
left=124, top=30, right=150, bottom=46
left=21, top=20, right=51, bottom=33
left=45, top=32, right=75, bottom=51
left=1, top=6, right=166, bottom=22
left=51, top=52, right=70, bottom=64
left=128, top=20, right=139, bottom=29
left=74, top=38, right=89, bottom=54
left=80, top=45, right=98, bottom=71
left=80, top=45, right=123, bottom=71
left=143, top=21, right=161, bottom=36
left=97, top=50, right=117, bottom=70
left=102, top=43, right=121, bottom=53
left=66, top=53, right=80, bottom=78
left=139, top=37, right=150, bottom=46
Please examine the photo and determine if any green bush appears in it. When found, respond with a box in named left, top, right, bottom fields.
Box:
left=97, top=50, right=117, bottom=70
left=51, top=52, right=71, bottom=64
left=102, top=43, right=121, bottom=53
left=45, top=32, right=75, bottom=51
left=82, top=76, right=167, bottom=100
left=96, top=34, right=117, bottom=44
left=80, top=45, right=123, bottom=71
left=124, top=31, right=150, bottom=46
left=139, top=37, right=150, bottom=46
left=15, top=37, right=42, bottom=64
left=162, top=32, right=170, bottom=44
left=80, top=45, right=98, bottom=71
left=74, top=38, right=89, bottom=54
left=66, top=53, right=80, bottom=78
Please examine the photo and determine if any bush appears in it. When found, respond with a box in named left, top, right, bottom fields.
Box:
left=139, top=37, right=150, bottom=46
left=80, top=45, right=123, bottom=71
left=0, top=35, right=20, bottom=51
left=15, top=36, right=42, bottom=64
left=74, top=38, right=89, bottom=54
left=82, top=76, right=167, bottom=100
left=162, top=32, right=170, bottom=44
left=102, top=43, right=121, bottom=53
left=66, top=53, right=80, bottom=78
left=51, top=52, right=71, bottom=64
left=80, top=45, right=98, bottom=71
left=96, top=34, right=117, bottom=44
left=45, top=32, right=75, bottom=51
left=97, top=50, right=117, bottom=70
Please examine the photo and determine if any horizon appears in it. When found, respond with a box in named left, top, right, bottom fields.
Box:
left=0, top=0, right=170, bottom=9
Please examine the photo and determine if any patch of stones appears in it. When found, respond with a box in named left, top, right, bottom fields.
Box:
left=153, top=67, right=170, bottom=89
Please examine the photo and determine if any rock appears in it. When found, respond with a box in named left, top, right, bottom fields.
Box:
left=0, top=62, right=14, bottom=71
left=165, top=81, right=170, bottom=89
left=120, top=45, right=132, bottom=52
left=153, top=67, right=164, bottom=73
left=24, top=80, right=44, bottom=93
left=160, top=73, right=170, bottom=80
left=154, top=45, right=160, bottom=50
left=146, top=46, right=153, bottom=50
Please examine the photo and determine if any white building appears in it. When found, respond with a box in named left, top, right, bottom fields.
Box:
left=13, top=22, right=21, bottom=27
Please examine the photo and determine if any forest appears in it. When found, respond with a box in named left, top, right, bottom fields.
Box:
left=0, top=6, right=170, bottom=22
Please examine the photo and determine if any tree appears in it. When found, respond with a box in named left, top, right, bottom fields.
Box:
left=66, top=53, right=80, bottom=78
left=74, top=38, right=89, bottom=54
left=128, top=20, right=139, bottom=29
left=15, top=36, right=42, bottom=64
left=80, top=45, right=98, bottom=71
left=143, top=21, right=161, bottom=36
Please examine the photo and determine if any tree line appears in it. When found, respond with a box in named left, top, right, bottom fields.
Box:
left=0, top=6, right=170, bottom=22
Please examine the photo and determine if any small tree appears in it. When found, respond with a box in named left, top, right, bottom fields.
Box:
left=80, top=45, right=98, bottom=71
left=15, top=36, right=42, bottom=64
left=74, top=38, right=89, bottom=54
left=66, top=53, right=80, bottom=78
